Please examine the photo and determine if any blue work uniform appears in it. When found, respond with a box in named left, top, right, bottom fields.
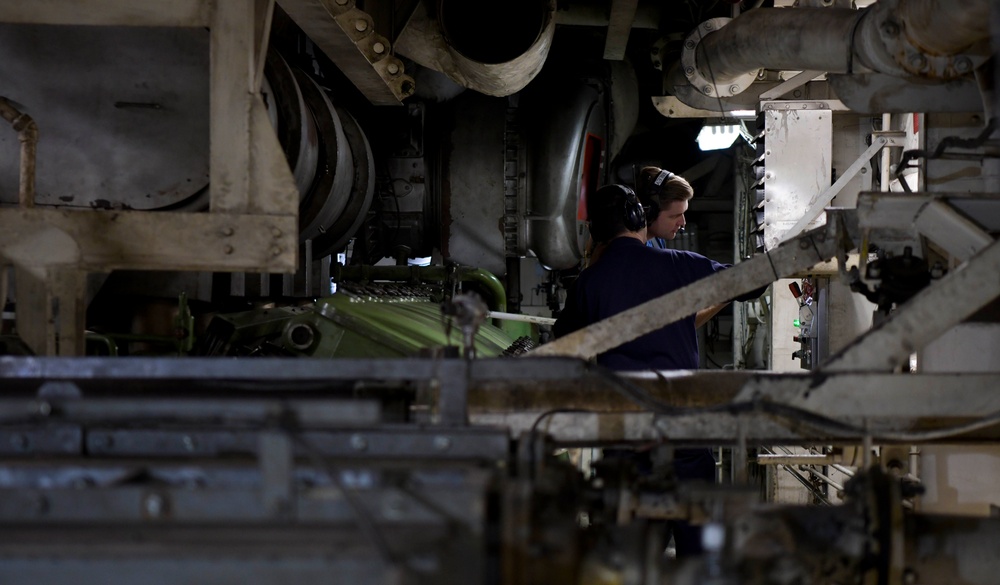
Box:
left=553, top=236, right=766, bottom=556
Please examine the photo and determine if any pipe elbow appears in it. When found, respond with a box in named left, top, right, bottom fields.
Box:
left=396, top=0, right=556, bottom=97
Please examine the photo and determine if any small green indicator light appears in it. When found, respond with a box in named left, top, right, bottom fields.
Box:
left=793, top=319, right=801, bottom=327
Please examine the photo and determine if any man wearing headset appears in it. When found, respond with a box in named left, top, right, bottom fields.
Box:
left=637, top=166, right=729, bottom=327
left=553, top=178, right=765, bottom=558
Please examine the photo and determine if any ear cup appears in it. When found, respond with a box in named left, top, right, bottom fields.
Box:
left=644, top=169, right=676, bottom=226
left=621, top=185, right=645, bottom=231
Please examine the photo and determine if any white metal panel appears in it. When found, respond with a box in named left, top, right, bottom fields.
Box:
left=762, top=107, right=832, bottom=250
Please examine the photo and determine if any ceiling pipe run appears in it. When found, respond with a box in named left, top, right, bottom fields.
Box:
left=395, top=0, right=556, bottom=97
left=670, top=0, right=991, bottom=106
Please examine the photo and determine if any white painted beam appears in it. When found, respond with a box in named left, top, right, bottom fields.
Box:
left=0, top=209, right=297, bottom=273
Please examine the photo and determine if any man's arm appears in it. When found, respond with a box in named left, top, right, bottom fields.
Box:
left=695, top=302, right=728, bottom=328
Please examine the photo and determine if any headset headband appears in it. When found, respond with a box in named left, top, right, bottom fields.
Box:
left=653, top=169, right=674, bottom=187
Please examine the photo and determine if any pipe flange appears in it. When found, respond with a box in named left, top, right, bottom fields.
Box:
left=680, top=17, right=759, bottom=98
left=876, top=15, right=989, bottom=79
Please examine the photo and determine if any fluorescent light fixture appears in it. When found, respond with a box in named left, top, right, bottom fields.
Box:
left=730, top=109, right=757, bottom=118
left=696, top=122, right=740, bottom=151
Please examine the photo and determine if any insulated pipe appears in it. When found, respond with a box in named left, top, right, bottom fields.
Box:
left=0, top=97, right=38, bottom=208
left=680, top=0, right=991, bottom=102
left=693, top=8, right=862, bottom=83
left=396, top=0, right=555, bottom=97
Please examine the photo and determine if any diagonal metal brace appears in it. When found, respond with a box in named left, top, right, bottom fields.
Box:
left=528, top=221, right=846, bottom=361
left=823, top=236, right=1000, bottom=372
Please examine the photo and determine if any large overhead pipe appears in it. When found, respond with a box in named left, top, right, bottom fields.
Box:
left=671, top=0, right=991, bottom=105
left=395, top=0, right=556, bottom=97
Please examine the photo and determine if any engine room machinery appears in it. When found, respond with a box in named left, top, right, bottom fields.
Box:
left=2, top=0, right=1000, bottom=583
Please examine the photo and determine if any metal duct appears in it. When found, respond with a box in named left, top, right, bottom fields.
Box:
left=395, top=0, right=556, bottom=97
left=671, top=0, right=992, bottom=107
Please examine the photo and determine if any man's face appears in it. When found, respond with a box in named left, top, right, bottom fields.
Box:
left=648, top=199, right=688, bottom=240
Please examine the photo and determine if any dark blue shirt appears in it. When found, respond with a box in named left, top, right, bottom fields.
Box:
left=554, top=237, right=760, bottom=371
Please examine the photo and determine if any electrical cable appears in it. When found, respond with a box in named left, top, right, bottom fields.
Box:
left=895, top=117, right=999, bottom=193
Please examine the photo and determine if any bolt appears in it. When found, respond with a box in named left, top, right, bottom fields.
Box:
left=355, top=19, right=368, bottom=32
left=182, top=435, right=197, bottom=452
left=433, top=436, right=451, bottom=451
left=955, top=57, right=972, bottom=73
left=221, top=226, right=234, bottom=237
left=350, top=434, right=367, bottom=451
left=909, top=54, right=927, bottom=71
left=271, top=227, right=282, bottom=238
left=704, top=22, right=715, bottom=32
left=387, top=63, right=400, bottom=75
left=271, top=246, right=283, bottom=257
left=729, top=84, right=740, bottom=95
left=373, top=41, right=385, bottom=54
left=684, top=40, right=696, bottom=50
left=684, top=66, right=695, bottom=77
left=143, top=493, right=166, bottom=518
left=702, top=85, right=714, bottom=95
left=223, top=244, right=233, bottom=255
left=651, top=47, right=659, bottom=56
left=799, top=239, right=811, bottom=250
left=860, top=167, right=868, bottom=174
left=37, top=401, right=51, bottom=416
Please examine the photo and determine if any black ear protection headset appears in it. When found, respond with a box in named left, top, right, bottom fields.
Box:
left=619, top=184, right=646, bottom=232
left=643, top=169, right=675, bottom=224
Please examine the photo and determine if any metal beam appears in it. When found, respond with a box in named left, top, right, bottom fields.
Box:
left=277, top=0, right=413, bottom=106
left=603, top=0, right=638, bottom=61
left=528, top=223, right=842, bottom=360
left=473, top=370, right=1000, bottom=444
left=823, top=237, right=1000, bottom=372
left=0, top=0, right=211, bottom=27
left=5, top=356, right=1000, bottom=445
left=759, top=70, right=823, bottom=100
left=0, top=209, right=297, bottom=273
